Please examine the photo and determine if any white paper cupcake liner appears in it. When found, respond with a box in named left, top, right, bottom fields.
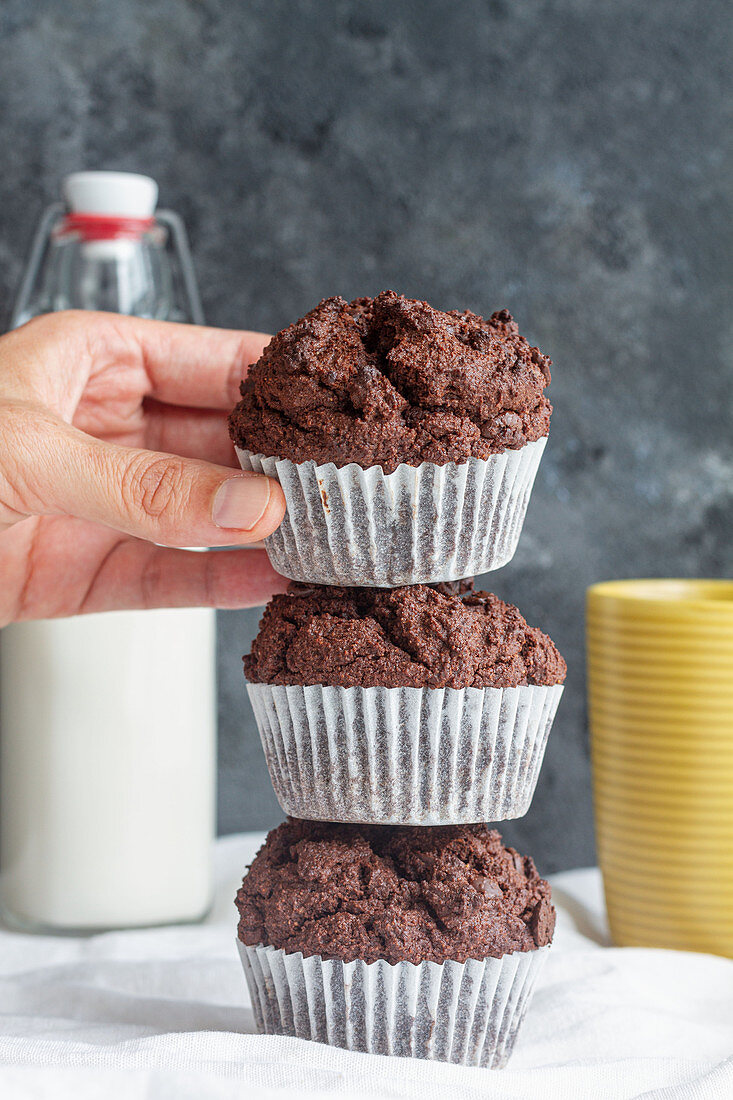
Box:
left=236, top=438, right=547, bottom=586
left=246, top=682, right=563, bottom=825
left=238, top=940, right=549, bottom=1067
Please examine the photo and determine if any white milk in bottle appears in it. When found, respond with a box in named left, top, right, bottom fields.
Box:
left=0, top=173, right=216, bottom=930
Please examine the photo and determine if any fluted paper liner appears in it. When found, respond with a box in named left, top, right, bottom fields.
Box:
left=236, top=439, right=547, bottom=586
left=238, top=940, right=549, bottom=1067
left=246, top=682, right=563, bottom=825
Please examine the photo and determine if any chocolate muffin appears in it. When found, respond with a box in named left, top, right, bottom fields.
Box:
left=229, top=292, right=554, bottom=586
left=236, top=820, right=555, bottom=1065
left=244, top=580, right=567, bottom=690
left=236, top=818, right=555, bottom=966
left=243, top=581, right=566, bottom=826
left=229, top=291, right=551, bottom=472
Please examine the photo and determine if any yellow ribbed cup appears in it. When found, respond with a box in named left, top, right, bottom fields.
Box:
left=587, top=579, right=733, bottom=957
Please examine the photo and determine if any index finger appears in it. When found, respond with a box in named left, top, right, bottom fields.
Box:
left=98, top=313, right=271, bottom=409
left=136, top=318, right=270, bottom=408
left=3, top=311, right=270, bottom=412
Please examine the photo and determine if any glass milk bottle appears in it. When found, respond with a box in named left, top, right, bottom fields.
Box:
left=0, top=172, right=216, bottom=931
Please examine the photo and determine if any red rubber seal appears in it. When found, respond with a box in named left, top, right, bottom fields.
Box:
left=57, top=213, right=155, bottom=241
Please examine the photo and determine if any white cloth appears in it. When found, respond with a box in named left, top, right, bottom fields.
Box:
left=0, top=833, right=731, bottom=1100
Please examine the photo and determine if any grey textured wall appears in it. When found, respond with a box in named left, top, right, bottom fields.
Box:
left=1, top=1, right=730, bottom=871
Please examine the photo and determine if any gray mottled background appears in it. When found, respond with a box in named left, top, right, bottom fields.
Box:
left=1, top=0, right=731, bottom=870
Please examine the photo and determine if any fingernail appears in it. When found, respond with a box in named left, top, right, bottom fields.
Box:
left=212, top=475, right=271, bottom=531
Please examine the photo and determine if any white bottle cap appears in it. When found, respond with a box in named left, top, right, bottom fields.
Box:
left=63, top=171, right=158, bottom=218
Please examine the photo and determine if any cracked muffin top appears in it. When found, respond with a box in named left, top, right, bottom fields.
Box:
left=229, top=291, right=552, bottom=473
left=243, top=580, right=566, bottom=689
left=236, top=818, right=555, bottom=965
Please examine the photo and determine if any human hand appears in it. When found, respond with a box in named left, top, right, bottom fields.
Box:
left=0, top=311, right=287, bottom=626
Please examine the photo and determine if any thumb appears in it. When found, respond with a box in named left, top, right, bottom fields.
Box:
left=1, top=403, right=286, bottom=545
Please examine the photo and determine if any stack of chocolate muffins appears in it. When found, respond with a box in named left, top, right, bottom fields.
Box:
left=228, top=292, right=566, bottom=1069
